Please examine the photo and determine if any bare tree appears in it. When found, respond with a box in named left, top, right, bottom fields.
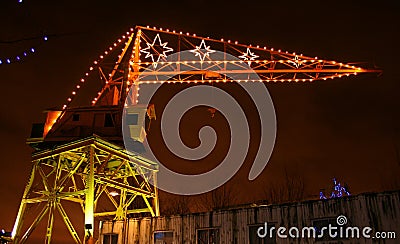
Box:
left=197, top=184, right=237, bottom=211
left=263, top=168, right=305, bottom=204
left=160, top=194, right=191, bottom=216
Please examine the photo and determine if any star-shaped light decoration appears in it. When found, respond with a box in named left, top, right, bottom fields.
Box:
left=190, top=39, right=215, bottom=62
left=288, top=55, right=302, bottom=69
left=140, top=34, right=173, bottom=68
left=239, top=48, right=259, bottom=65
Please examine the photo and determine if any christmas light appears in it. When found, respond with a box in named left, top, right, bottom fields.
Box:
left=319, top=178, right=350, bottom=199
left=239, top=48, right=259, bottom=63
left=288, top=55, right=302, bottom=68
left=0, top=35, right=50, bottom=66
left=190, top=39, right=215, bottom=61
left=59, top=25, right=368, bottom=112
left=61, top=31, right=132, bottom=110
left=140, top=34, right=173, bottom=68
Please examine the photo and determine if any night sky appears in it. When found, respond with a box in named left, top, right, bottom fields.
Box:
left=0, top=0, right=399, bottom=236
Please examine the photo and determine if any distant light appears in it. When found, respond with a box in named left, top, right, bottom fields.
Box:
left=23, top=52, right=27, bottom=56
left=6, top=59, right=11, bottom=64
left=16, top=56, right=20, bottom=61
left=109, top=191, right=119, bottom=197
left=44, top=36, right=48, bottom=41
left=0, top=60, right=2, bottom=64
left=31, top=48, right=35, bottom=53
left=18, top=0, right=22, bottom=3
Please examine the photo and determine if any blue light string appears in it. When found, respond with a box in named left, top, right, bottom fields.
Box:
left=320, top=178, right=350, bottom=200
left=0, top=36, right=48, bottom=66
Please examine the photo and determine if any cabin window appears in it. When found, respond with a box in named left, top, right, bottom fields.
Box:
left=126, top=113, right=139, bottom=125
left=102, top=233, right=118, bottom=244
left=154, top=231, right=174, bottom=244
left=249, top=223, right=277, bottom=244
left=104, top=113, right=116, bottom=127
left=197, top=228, right=220, bottom=244
left=72, top=114, right=80, bottom=121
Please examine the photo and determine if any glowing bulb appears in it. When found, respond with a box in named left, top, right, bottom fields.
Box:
left=44, top=36, right=48, bottom=41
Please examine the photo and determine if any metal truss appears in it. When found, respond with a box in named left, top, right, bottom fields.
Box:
left=93, top=26, right=380, bottom=106
left=11, top=136, right=159, bottom=243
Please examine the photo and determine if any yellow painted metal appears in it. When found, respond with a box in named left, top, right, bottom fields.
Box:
left=11, top=136, right=159, bottom=243
left=56, top=202, right=81, bottom=244
left=45, top=202, right=55, bottom=244
left=84, top=146, right=95, bottom=242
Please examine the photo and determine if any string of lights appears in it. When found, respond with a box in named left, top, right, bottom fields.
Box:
left=0, top=35, right=48, bottom=66
left=320, top=178, right=351, bottom=199
left=62, top=25, right=369, bottom=111
left=61, top=29, right=134, bottom=110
